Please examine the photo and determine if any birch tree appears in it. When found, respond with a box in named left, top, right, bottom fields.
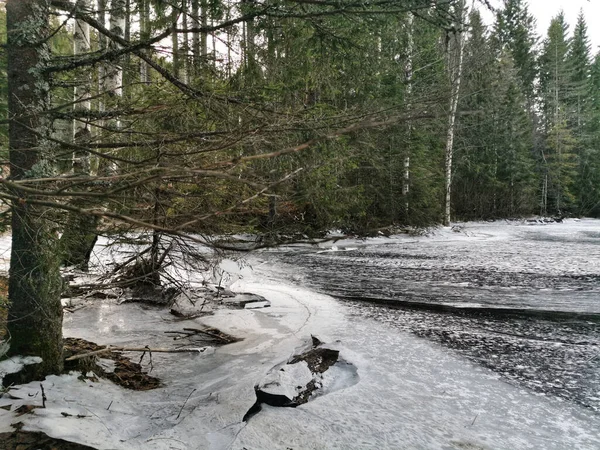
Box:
left=60, top=0, right=97, bottom=268
left=443, top=0, right=466, bottom=226
left=73, top=0, right=92, bottom=174
left=402, top=12, right=414, bottom=216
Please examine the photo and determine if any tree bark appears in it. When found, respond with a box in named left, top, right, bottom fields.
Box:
left=107, top=0, right=126, bottom=96
left=5, top=0, right=64, bottom=381
left=98, top=0, right=108, bottom=114
left=181, top=0, right=190, bottom=84
left=191, top=0, right=201, bottom=71
left=201, top=0, right=208, bottom=60
left=61, top=0, right=125, bottom=270
left=139, top=0, right=151, bottom=83
left=73, top=0, right=92, bottom=174
left=60, top=0, right=98, bottom=270
left=403, top=12, right=414, bottom=217
left=172, top=4, right=181, bottom=79
left=123, top=0, right=132, bottom=96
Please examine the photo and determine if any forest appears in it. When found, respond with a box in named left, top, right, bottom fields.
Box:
left=0, top=2, right=599, bottom=448
left=2, top=0, right=600, bottom=236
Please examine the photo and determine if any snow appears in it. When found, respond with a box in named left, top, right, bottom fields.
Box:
left=0, top=356, right=43, bottom=385
left=258, top=360, right=313, bottom=401
left=0, top=220, right=599, bottom=448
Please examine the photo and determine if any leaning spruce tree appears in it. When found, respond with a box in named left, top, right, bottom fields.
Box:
left=5, top=0, right=64, bottom=379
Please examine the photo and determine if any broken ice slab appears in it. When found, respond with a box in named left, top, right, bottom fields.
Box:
left=223, top=293, right=270, bottom=309
left=256, top=360, right=313, bottom=405
left=170, top=291, right=214, bottom=317
left=244, top=301, right=271, bottom=309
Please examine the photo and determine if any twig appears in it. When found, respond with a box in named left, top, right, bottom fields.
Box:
left=470, top=413, right=478, bottom=426
left=182, top=327, right=232, bottom=343
left=65, top=346, right=210, bottom=361
left=176, top=388, right=196, bottom=420
left=40, top=383, right=46, bottom=408
left=138, top=346, right=154, bottom=373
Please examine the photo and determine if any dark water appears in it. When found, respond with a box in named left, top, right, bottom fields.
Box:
left=271, top=222, right=600, bottom=412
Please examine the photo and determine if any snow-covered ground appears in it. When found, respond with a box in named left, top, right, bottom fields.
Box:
left=0, top=220, right=599, bottom=449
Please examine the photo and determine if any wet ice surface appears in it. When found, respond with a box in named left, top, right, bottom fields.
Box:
left=271, top=219, right=600, bottom=413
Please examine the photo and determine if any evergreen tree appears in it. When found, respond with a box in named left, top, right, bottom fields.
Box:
left=5, top=0, right=64, bottom=381
left=579, top=52, right=600, bottom=216
left=454, top=11, right=536, bottom=219
left=538, top=12, right=574, bottom=214
left=494, top=0, right=538, bottom=106
left=566, top=11, right=592, bottom=213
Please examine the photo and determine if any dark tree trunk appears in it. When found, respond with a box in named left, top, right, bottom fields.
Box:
left=5, top=0, right=64, bottom=381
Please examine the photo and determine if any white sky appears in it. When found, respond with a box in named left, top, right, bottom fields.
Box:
left=481, top=0, right=600, bottom=53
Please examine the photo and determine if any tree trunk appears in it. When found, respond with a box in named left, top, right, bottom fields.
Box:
left=107, top=0, right=126, bottom=96
left=181, top=0, right=190, bottom=84
left=73, top=0, right=92, bottom=174
left=98, top=0, right=107, bottom=116
left=5, top=0, right=64, bottom=381
left=123, top=0, right=131, bottom=96
left=60, top=0, right=98, bottom=270
left=443, top=0, right=466, bottom=226
left=403, top=12, right=414, bottom=217
left=172, top=5, right=180, bottom=78
left=61, top=0, right=125, bottom=270
left=201, top=0, right=208, bottom=60
left=139, top=0, right=151, bottom=83
left=191, top=0, right=200, bottom=67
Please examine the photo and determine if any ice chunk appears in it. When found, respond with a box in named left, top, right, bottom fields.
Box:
left=0, top=356, right=42, bottom=384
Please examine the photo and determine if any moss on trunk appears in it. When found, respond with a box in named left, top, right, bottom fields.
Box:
left=5, top=0, right=64, bottom=380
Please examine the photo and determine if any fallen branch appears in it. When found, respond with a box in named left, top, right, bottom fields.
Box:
left=182, top=327, right=235, bottom=343
left=65, top=345, right=210, bottom=361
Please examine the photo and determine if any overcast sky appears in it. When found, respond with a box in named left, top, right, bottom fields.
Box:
left=481, top=0, right=600, bottom=53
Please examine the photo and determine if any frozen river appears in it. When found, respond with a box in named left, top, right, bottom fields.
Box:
left=269, top=219, right=600, bottom=412
left=1, top=220, right=599, bottom=449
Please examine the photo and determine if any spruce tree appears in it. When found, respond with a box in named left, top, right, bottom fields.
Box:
left=539, top=12, right=574, bottom=215
left=494, top=0, right=538, bottom=106
left=566, top=11, right=592, bottom=213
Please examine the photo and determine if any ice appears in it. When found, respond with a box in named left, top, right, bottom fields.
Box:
left=0, top=356, right=43, bottom=384
left=0, top=221, right=599, bottom=448
left=258, top=360, right=313, bottom=401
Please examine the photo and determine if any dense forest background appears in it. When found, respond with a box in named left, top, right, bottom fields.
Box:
left=2, top=0, right=600, bottom=239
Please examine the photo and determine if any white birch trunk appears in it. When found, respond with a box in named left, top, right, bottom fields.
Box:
left=73, top=0, right=92, bottom=174
left=107, top=0, right=125, bottom=96
left=403, top=12, right=414, bottom=214
left=443, top=0, right=466, bottom=226
left=139, top=0, right=151, bottom=83
left=181, top=0, right=189, bottom=84
left=97, top=0, right=107, bottom=127
left=104, top=0, right=125, bottom=174
left=172, top=5, right=180, bottom=79
left=191, top=0, right=200, bottom=69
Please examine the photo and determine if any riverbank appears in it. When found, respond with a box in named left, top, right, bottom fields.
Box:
left=0, top=253, right=598, bottom=448
left=1, top=222, right=600, bottom=449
